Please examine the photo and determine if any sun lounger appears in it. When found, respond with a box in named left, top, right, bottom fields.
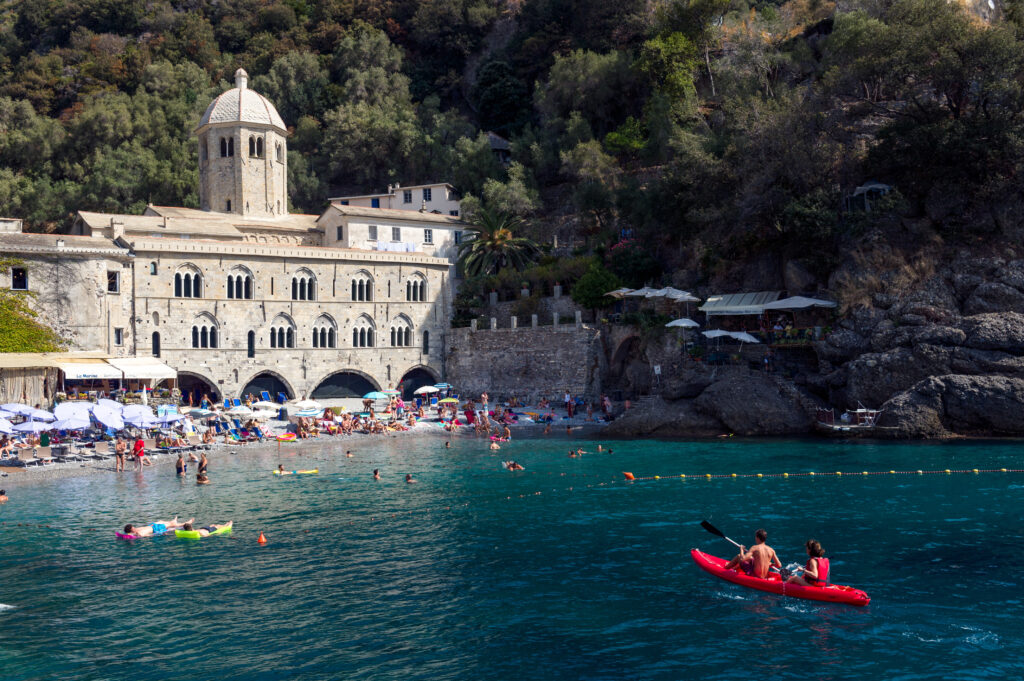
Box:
left=89, top=441, right=113, bottom=460
left=186, top=435, right=210, bottom=450
left=232, top=398, right=242, bottom=408
left=32, top=447, right=55, bottom=466
left=52, top=444, right=85, bottom=463
left=260, top=391, right=272, bottom=402
left=277, top=392, right=287, bottom=404
left=223, top=399, right=231, bottom=409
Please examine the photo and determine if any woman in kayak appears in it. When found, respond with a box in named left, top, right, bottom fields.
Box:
left=787, top=539, right=829, bottom=586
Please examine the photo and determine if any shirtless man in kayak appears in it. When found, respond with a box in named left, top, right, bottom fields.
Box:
left=723, top=529, right=781, bottom=579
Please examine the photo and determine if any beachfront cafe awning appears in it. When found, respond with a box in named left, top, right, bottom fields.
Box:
left=761, top=296, right=837, bottom=310
left=57, top=361, right=122, bottom=380
left=106, top=357, right=177, bottom=381
left=699, top=291, right=781, bottom=316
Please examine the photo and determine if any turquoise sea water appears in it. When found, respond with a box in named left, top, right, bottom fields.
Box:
left=0, top=435, right=1021, bottom=680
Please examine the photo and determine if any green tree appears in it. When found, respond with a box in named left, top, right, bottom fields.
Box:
left=252, top=51, right=330, bottom=123
left=570, top=264, right=623, bottom=315
left=457, top=208, right=541, bottom=277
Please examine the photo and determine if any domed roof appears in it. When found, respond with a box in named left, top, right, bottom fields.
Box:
left=197, top=69, right=286, bottom=132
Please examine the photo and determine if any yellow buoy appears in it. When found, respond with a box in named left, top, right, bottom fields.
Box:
left=731, top=473, right=737, bottom=478
left=809, top=472, right=815, bottom=476
left=680, top=474, right=686, bottom=478
left=890, top=470, right=896, bottom=474
left=654, top=475, right=660, bottom=480
left=757, top=473, right=763, bottom=478
left=917, top=470, right=923, bottom=474
left=706, top=473, right=711, bottom=478
left=973, top=469, right=979, bottom=474
left=862, top=471, right=868, bottom=475
left=945, top=469, right=951, bottom=474
left=783, top=472, right=789, bottom=477
left=1001, top=468, right=1007, bottom=472
left=836, top=472, right=842, bottom=476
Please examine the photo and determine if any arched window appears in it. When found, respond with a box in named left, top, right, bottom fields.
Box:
left=270, top=315, right=296, bottom=349
left=257, top=138, right=264, bottom=158
left=406, top=273, right=427, bottom=302
left=152, top=332, right=161, bottom=357
left=291, top=270, right=316, bottom=301
left=276, top=143, right=283, bottom=162
left=228, top=268, right=254, bottom=300
left=149, top=262, right=157, bottom=275
left=249, top=136, right=256, bottom=157
left=423, top=330, right=429, bottom=354
left=353, top=316, right=375, bottom=348
left=227, top=137, right=234, bottom=157
left=220, top=137, right=227, bottom=157
left=247, top=330, right=256, bottom=358
left=191, top=315, right=219, bottom=349
left=390, top=316, right=413, bottom=347
left=175, top=267, right=203, bottom=298
left=351, top=271, right=374, bottom=301
left=419, top=280, right=426, bottom=301
left=312, top=315, right=337, bottom=349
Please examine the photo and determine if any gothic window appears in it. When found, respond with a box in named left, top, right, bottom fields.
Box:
left=406, top=274, right=427, bottom=302
left=249, top=136, right=256, bottom=157
left=152, top=332, right=161, bottom=358
left=228, top=137, right=234, bottom=156
left=227, top=268, right=254, bottom=300
left=270, top=315, right=296, bottom=349
left=149, top=262, right=157, bottom=275
left=174, top=267, right=203, bottom=298
left=290, top=270, right=316, bottom=301
left=190, top=315, right=219, bottom=349
left=353, top=316, right=375, bottom=347
left=257, top=138, right=264, bottom=158
left=390, top=316, right=413, bottom=347
left=247, top=330, right=256, bottom=358
left=423, top=330, right=429, bottom=354
left=220, top=137, right=227, bottom=157
left=312, top=315, right=337, bottom=349
left=350, top=272, right=374, bottom=301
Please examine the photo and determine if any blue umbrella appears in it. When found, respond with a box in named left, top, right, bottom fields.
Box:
left=363, top=391, right=388, bottom=400
left=92, top=405, right=125, bottom=430
left=433, top=383, right=452, bottom=389
left=27, top=409, right=56, bottom=422
left=0, top=418, right=12, bottom=435
left=1, top=403, right=33, bottom=416
left=53, top=415, right=92, bottom=430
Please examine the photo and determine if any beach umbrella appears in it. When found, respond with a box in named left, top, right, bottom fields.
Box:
left=362, top=392, right=388, bottom=400
left=294, top=399, right=322, bottom=410
left=383, top=388, right=401, bottom=395
left=702, top=329, right=732, bottom=339
left=53, top=415, right=92, bottom=431
left=157, top=413, right=185, bottom=425
left=0, top=410, right=14, bottom=420
left=413, top=386, right=439, bottom=394
left=14, top=421, right=52, bottom=433
left=97, top=398, right=123, bottom=412
left=433, top=383, right=452, bottom=389
left=645, top=287, right=674, bottom=298
left=252, top=401, right=278, bottom=410
left=251, top=409, right=278, bottom=420
left=92, top=405, right=125, bottom=430
left=122, top=404, right=155, bottom=418
left=54, top=402, right=90, bottom=420
left=729, top=331, right=761, bottom=344
left=625, top=287, right=657, bottom=297
left=227, top=405, right=253, bottom=415
left=665, top=318, right=700, bottom=328
left=189, top=408, right=214, bottom=417
left=125, top=414, right=160, bottom=428
left=438, top=398, right=459, bottom=404
left=0, top=419, right=12, bottom=434
left=668, top=290, right=700, bottom=303
left=1, top=403, right=33, bottom=416
left=27, top=409, right=56, bottom=421
left=605, top=287, right=634, bottom=299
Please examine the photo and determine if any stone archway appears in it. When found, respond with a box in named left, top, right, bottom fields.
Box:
left=240, top=371, right=296, bottom=402
left=310, top=370, right=381, bottom=399
left=178, top=371, right=220, bottom=406
left=398, top=366, right=440, bottom=400
left=607, top=336, right=650, bottom=399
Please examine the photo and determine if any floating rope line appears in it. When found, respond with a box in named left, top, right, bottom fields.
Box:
left=622, top=468, right=1022, bottom=481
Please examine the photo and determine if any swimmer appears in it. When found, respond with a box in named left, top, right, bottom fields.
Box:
left=568, top=450, right=577, bottom=458
left=196, top=473, right=210, bottom=485
left=504, top=461, right=524, bottom=471
left=445, top=441, right=451, bottom=449
left=373, top=468, right=380, bottom=480
left=543, top=423, right=551, bottom=435
left=576, top=448, right=586, bottom=455
left=607, top=449, right=613, bottom=455
left=597, top=445, right=603, bottom=452
left=123, top=516, right=193, bottom=538
left=188, top=452, right=199, bottom=462
left=176, top=454, right=186, bottom=476
left=0, top=489, right=7, bottom=503
left=277, top=464, right=292, bottom=476
left=181, top=521, right=232, bottom=537
left=405, top=473, right=416, bottom=484
left=346, top=450, right=353, bottom=458
left=489, top=441, right=500, bottom=450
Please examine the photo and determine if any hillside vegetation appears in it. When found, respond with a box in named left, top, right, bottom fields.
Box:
left=1, top=0, right=1023, bottom=296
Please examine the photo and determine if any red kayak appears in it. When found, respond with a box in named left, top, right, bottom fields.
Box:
left=691, top=549, right=870, bottom=607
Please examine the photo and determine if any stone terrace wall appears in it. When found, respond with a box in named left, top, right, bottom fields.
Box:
left=445, top=325, right=604, bottom=403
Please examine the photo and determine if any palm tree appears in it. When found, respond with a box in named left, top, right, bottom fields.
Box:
left=457, top=209, right=541, bottom=278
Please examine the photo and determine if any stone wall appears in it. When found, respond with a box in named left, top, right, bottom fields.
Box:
left=445, top=325, right=604, bottom=402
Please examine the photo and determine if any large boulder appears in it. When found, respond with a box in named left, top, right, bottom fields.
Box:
left=843, top=345, right=953, bottom=407
left=695, top=374, right=812, bottom=435
left=881, top=374, right=1024, bottom=437
left=961, top=313, right=1024, bottom=353
left=963, top=282, right=1024, bottom=315
left=604, top=398, right=724, bottom=438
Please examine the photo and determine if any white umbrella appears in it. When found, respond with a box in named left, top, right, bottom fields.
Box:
left=1, top=403, right=33, bottom=416
left=27, top=409, right=56, bottom=421
left=250, top=409, right=278, bottom=420
left=54, top=402, right=89, bottom=420
left=413, top=386, right=439, bottom=394
left=122, top=404, right=155, bottom=418
left=668, top=290, right=700, bottom=302
left=97, top=398, right=123, bottom=412
left=294, top=399, right=321, bottom=410
left=702, top=329, right=732, bottom=339
left=729, top=331, right=761, bottom=344
left=92, top=405, right=125, bottom=430
left=645, top=287, right=673, bottom=298
left=189, top=408, right=214, bottom=416
left=228, top=405, right=253, bottom=415
left=605, top=287, right=634, bottom=299
left=0, top=409, right=14, bottom=420
left=125, top=414, right=160, bottom=428
left=665, top=318, right=700, bottom=328
left=252, top=401, right=278, bottom=410
left=0, top=418, right=12, bottom=434
left=53, top=415, right=92, bottom=430
left=157, top=413, right=185, bottom=425
left=761, top=296, right=837, bottom=310
left=625, top=287, right=658, bottom=297
left=14, top=421, right=52, bottom=433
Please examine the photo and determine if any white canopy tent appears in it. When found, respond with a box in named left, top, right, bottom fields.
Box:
left=57, top=361, right=122, bottom=381
left=699, top=291, right=782, bottom=317
left=604, top=288, right=634, bottom=299
left=761, top=296, right=837, bottom=310
left=106, top=357, right=178, bottom=382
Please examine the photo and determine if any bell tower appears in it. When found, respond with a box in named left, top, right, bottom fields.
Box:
left=196, top=68, right=289, bottom=217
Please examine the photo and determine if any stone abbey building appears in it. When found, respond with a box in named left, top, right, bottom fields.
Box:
left=2, top=69, right=464, bottom=402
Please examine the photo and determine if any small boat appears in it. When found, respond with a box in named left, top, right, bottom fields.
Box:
left=815, top=405, right=885, bottom=435
left=691, top=549, right=870, bottom=606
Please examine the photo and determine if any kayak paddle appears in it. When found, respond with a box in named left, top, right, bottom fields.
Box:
left=700, top=520, right=742, bottom=550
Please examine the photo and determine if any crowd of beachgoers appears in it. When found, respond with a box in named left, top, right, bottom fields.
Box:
left=0, top=388, right=618, bottom=484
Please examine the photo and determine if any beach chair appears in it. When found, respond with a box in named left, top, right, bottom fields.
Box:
left=277, top=392, right=287, bottom=404
left=186, top=435, right=209, bottom=451
left=16, top=448, right=41, bottom=467
left=430, top=397, right=438, bottom=408
left=223, top=399, right=231, bottom=409
left=260, top=391, right=272, bottom=402
left=32, top=447, right=55, bottom=466
left=232, top=398, right=242, bottom=408
left=142, top=439, right=157, bottom=456
left=53, top=444, right=85, bottom=463
left=90, top=441, right=113, bottom=461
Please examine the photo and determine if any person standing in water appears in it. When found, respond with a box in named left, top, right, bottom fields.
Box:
left=405, top=473, right=415, bottom=483
left=198, top=452, right=208, bottom=477
left=176, top=454, right=186, bottom=476
left=373, top=469, right=381, bottom=480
